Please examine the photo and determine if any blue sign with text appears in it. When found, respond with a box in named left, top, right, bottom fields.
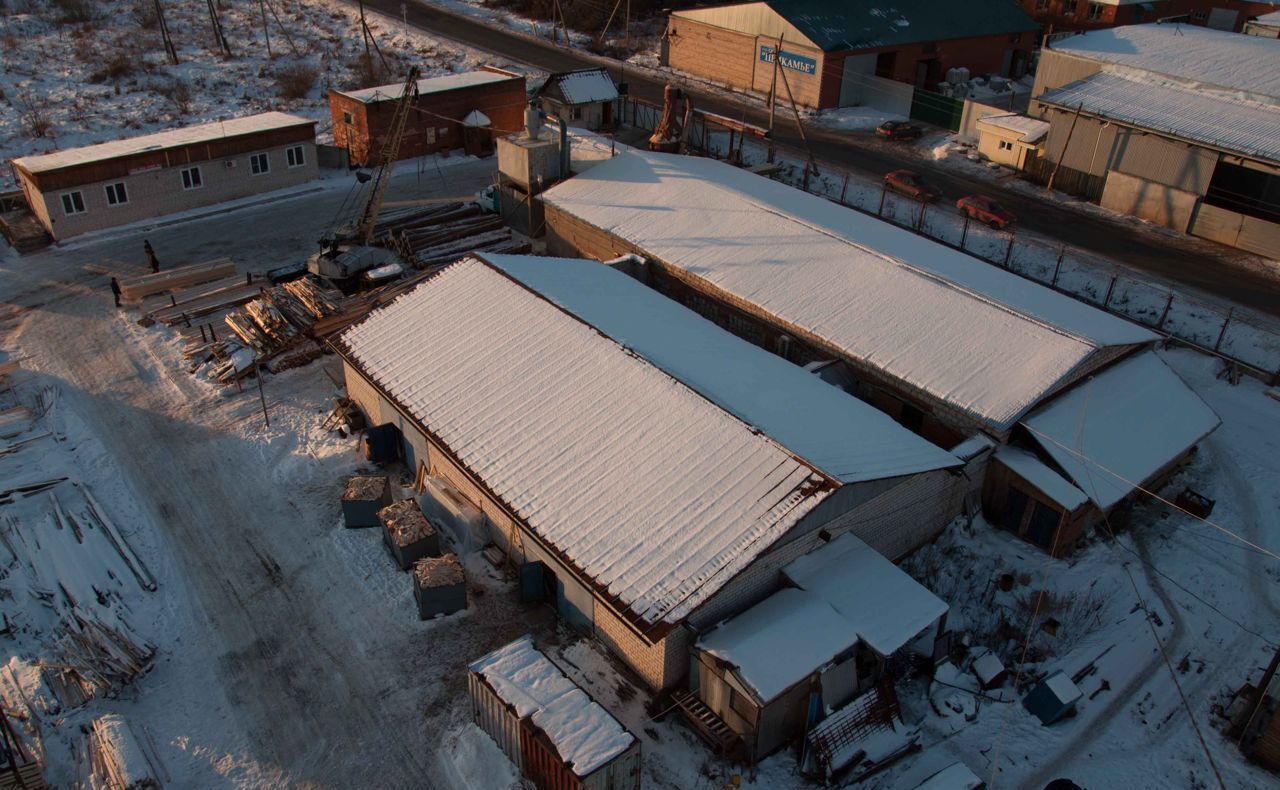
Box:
left=759, top=45, right=818, bottom=75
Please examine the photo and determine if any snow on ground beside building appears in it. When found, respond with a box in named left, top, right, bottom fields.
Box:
left=0, top=0, right=515, bottom=190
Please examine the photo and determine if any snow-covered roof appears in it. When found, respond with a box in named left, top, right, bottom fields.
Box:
left=782, top=533, right=947, bottom=657
left=469, top=636, right=634, bottom=776
left=485, top=254, right=958, bottom=483
left=976, top=113, right=1050, bottom=144
left=1021, top=351, right=1220, bottom=511
left=544, top=69, right=618, bottom=104
left=1253, top=10, right=1280, bottom=24
left=1050, top=24, right=1280, bottom=99
left=336, top=70, right=518, bottom=103
left=1041, top=670, right=1083, bottom=705
left=698, top=587, right=858, bottom=701
left=993, top=446, right=1088, bottom=512
left=339, top=258, right=833, bottom=627
left=541, top=150, right=1155, bottom=429
left=11, top=112, right=315, bottom=174
left=1038, top=72, right=1280, bottom=163
left=462, top=110, right=491, bottom=127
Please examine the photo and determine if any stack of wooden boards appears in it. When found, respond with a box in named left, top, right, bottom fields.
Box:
left=382, top=202, right=532, bottom=266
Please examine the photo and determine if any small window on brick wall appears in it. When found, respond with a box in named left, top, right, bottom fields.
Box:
left=104, top=182, right=128, bottom=206
left=181, top=166, right=202, bottom=190
left=61, top=191, right=86, bottom=215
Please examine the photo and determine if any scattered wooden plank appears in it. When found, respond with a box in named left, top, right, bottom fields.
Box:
left=118, top=258, right=235, bottom=301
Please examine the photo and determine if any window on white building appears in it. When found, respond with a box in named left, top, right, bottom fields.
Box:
left=104, top=182, right=128, bottom=206
left=61, top=191, right=86, bottom=215
left=998, top=140, right=1014, bottom=151
left=181, top=166, right=203, bottom=190
left=250, top=152, right=270, bottom=175
left=286, top=145, right=305, bottom=168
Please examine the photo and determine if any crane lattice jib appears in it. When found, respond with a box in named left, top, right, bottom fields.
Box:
left=356, top=66, right=421, bottom=245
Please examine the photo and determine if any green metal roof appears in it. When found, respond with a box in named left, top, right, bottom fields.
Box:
left=762, top=0, right=1039, bottom=52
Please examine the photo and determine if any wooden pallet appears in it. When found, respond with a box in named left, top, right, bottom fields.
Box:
left=672, top=689, right=740, bottom=755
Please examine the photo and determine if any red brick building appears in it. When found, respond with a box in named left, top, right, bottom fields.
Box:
left=663, top=0, right=1038, bottom=109
left=330, top=67, right=526, bottom=166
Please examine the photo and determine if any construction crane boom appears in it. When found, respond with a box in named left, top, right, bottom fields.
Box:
left=354, top=66, right=420, bottom=245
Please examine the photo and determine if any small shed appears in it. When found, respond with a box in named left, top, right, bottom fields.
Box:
left=342, top=475, right=391, bottom=527
left=1023, top=670, right=1082, bottom=725
left=975, top=113, right=1048, bottom=170
left=984, top=445, right=1091, bottom=555
left=537, top=69, right=619, bottom=132
left=413, top=553, right=466, bottom=619
left=694, top=534, right=948, bottom=760
left=378, top=499, right=440, bottom=570
left=468, top=635, right=641, bottom=790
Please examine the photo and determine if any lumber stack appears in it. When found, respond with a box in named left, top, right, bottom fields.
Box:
left=48, top=612, right=156, bottom=700
left=382, top=201, right=527, bottom=267
left=117, top=258, right=235, bottom=302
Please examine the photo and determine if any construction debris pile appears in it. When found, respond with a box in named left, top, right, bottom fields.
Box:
left=380, top=202, right=530, bottom=266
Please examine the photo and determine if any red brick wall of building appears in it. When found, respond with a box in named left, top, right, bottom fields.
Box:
left=330, top=71, right=527, bottom=166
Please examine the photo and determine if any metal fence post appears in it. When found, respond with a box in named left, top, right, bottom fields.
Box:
left=840, top=172, right=849, bottom=205
left=960, top=215, right=969, bottom=250
left=1214, top=308, right=1234, bottom=352
left=1003, top=234, right=1014, bottom=268
left=878, top=186, right=887, bottom=217
left=1102, top=275, right=1117, bottom=308
left=1051, top=246, right=1065, bottom=286
left=1157, top=291, right=1174, bottom=329
left=916, top=201, right=927, bottom=231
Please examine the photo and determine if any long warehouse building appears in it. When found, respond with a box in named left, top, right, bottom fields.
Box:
left=338, top=253, right=965, bottom=690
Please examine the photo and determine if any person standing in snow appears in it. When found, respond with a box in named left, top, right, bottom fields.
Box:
left=110, top=277, right=122, bottom=307
left=144, top=239, right=159, bottom=273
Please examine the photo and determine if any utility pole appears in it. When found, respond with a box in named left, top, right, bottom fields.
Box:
left=624, top=0, right=631, bottom=49
left=256, top=363, right=270, bottom=429
left=154, top=0, right=179, bottom=64
left=1046, top=103, right=1082, bottom=194
left=766, top=35, right=782, bottom=163
left=206, top=0, right=232, bottom=57
left=776, top=54, right=819, bottom=178
left=259, top=0, right=272, bottom=57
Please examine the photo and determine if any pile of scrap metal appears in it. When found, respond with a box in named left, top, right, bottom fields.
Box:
left=384, top=201, right=531, bottom=266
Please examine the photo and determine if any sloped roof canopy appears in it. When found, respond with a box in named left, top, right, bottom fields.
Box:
left=1021, top=351, right=1220, bottom=510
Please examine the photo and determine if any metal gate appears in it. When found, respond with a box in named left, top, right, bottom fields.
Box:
left=909, top=88, right=964, bottom=131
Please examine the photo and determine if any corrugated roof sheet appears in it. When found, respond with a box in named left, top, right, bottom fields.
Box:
left=977, top=113, right=1050, bottom=144
left=1021, top=351, right=1220, bottom=510
left=1051, top=24, right=1280, bottom=100
left=782, top=533, right=948, bottom=657
left=546, top=69, right=618, bottom=105
left=340, top=258, right=833, bottom=627
left=484, top=253, right=959, bottom=483
left=1038, top=71, right=1280, bottom=163
left=541, top=150, right=1155, bottom=429
left=993, top=446, right=1088, bottom=511
left=469, top=636, right=634, bottom=775
left=11, top=112, right=315, bottom=174
left=756, top=0, right=1038, bottom=52
left=336, top=70, right=518, bottom=103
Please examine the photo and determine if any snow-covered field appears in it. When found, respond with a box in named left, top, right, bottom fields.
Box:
left=2, top=155, right=1278, bottom=788
left=0, top=0, right=531, bottom=191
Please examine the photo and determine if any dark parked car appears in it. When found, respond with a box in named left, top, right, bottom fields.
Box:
left=875, top=120, right=923, bottom=141
left=884, top=170, right=942, bottom=202
left=956, top=194, right=1017, bottom=229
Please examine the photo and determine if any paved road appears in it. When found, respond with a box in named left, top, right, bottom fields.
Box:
left=374, top=0, right=1280, bottom=316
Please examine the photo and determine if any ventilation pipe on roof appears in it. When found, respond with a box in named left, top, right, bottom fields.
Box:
left=554, top=115, right=570, bottom=178
left=525, top=102, right=541, bottom=140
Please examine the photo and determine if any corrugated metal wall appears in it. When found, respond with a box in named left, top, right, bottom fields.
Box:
left=1030, top=50, right=1102, bottom=99
left=469, top=673, right=524, bottom=770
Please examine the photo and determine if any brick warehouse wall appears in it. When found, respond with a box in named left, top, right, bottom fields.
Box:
left=26, top=140, right=318, bottom=240
left=665, top=16, right=827, bottom=108
left=330, top=73, right=527, bottom=167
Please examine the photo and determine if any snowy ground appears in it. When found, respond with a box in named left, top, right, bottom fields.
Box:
left=0, top=0, right=538, bottom=191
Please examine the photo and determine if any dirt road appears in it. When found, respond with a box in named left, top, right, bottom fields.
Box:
left=0, top=160, right=554, bottom=787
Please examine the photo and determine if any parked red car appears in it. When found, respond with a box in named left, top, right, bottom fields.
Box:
left=874, top=121, right=923, bottom=141
left=956, top=195, right=1016, bottom=229
left=884, top=170, right=941, bottom=203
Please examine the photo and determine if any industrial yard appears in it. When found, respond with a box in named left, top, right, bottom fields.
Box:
left=1, top=2, right=1279, bottom=790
